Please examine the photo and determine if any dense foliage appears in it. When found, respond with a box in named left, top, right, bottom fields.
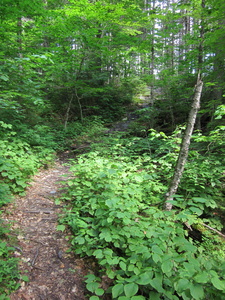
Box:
left=58, top=125, right=225, bottom=299
left=0, top=0, right=225, bottom=297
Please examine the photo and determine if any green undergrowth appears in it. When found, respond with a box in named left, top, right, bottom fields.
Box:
left=0, top=120, right=56, bottom=297
left=0, top=117, right=105, bottom=297
left=0, top=117, right=106, bottom=198
left=0, top=121, right=55, bottom=197
left=0, top=221, right=21, bottom=299
left=58, top=127, right=225, bottom=300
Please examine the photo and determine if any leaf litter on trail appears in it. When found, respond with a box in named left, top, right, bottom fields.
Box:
left=2, top=158, right=88, bottom=300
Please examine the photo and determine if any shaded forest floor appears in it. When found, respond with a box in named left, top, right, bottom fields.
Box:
left=1, top=101, right=150, bottom=300
left=2, top=156, right=88, bottom=300
left=1, top=104, right=225, bottom=299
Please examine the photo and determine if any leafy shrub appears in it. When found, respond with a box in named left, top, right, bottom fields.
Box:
left=0, top=138, right=42, bottom=195
left=0, top=219, right=22, bottom=298
left=0, top=120, right=58, bottom=195
left=63, top=117, right=107, bottom=148
left=0, top=183, right=12, bottom=207
left=15, top=123, right=65, bottom=151
left=59, top=148, right=225, bottom=300
left=121, top=128, right=225, bottom=205
left=0, top=241, right=20, bottom=298
left=73, top=116, right=106, bottom=139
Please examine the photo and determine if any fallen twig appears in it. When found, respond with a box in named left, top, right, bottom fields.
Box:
left=202, top=222, right=225, bottom=239
left=12, top=246, right=23, bottom=253
left=24, top=237, right=45, bottom=245
left=32, top=265, right=44, bottom=271
left=31, top=247, right=40, bottom=266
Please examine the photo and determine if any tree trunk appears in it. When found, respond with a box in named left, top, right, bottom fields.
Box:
left=165, top=74, right=203, bottom=210
left=17, top=17, right=23, bottom=58
left=64, top=94, right=74, bottom=130
left=150, top=0, right=155, bottom=103
left=75, top=88, right=83, bottom=123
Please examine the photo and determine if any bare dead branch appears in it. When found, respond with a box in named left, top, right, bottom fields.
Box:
left=202, top=223, right=225, bottom=239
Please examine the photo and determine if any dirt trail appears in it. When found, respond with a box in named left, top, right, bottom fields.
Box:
left=3, top=157, right=88, bottom=300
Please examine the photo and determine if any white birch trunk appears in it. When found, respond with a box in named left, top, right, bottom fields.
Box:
left=165, top=75, right=203, bottom=210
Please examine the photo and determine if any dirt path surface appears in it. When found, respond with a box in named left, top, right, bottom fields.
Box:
left=3, top=158, right=88, bottom=300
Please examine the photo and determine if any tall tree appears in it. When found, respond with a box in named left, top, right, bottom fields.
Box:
left=165, top=74, right=203, bottom=210
left=165, top=0, right=205, bottom=210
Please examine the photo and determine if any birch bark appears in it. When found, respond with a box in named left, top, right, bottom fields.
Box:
left=165, top=75, right=203, bottom=210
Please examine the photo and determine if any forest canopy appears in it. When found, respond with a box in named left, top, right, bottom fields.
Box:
left=0, top=0, right=224, bottom=127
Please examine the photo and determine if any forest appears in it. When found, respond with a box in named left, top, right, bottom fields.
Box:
left=0, top=0, right=225, bottom=299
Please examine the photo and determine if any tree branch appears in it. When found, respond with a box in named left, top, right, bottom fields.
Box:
left=202, top=222, right=225, bottom=239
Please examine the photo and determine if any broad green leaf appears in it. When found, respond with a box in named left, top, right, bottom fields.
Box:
left=194, top=272, right=208, bottom=283
left=107, top=217, right=114, bottom=223
left=106, top=197, right=119, bottom=208
left=143, top=251, right=151, bottom=260
left=175, top=278, right=190, bottom=293
left=107, top=269, right=116, bottom=279
left=56, top=225, right=66, bottom=232
left=86, top=282, right=99, bottom=293
left=85, top=274, right=97, bottom=283
left=104, top=248, right=113, bottom=256
left=90, top=297, right=99, bottom=300
left=21, top=275, right=29, bottom=282
left=116, top=211, right=125, bottom=219
left=211, top=276, right=225, bottom=290
left=67, top=180, right=74, bottom=187
left=111, top=256, right=120, bottom=264
left=192, top=197, right=207, bottom=203
left=133, top=267, right=140, bottom=275
left=149, top=291, right=161, bottom=299
left=149, top=278, right=164, bottom=293
left=190, top=284, right=204, bottom=300
left=136, top=272, right=153, bottom=285
left=55, top=198, right=61, bottom=205
left=146, top=228, right=155, bottom=238
left=131, top=296, right=145, bottom=300
left=161, top=260, right=173, bottom=275
left=183, top=262, right=198, bottom=276
left=100, top=230, right=112, bottom=242
left=0, top=75, right=9, bottom=81
left=95, top=288, right=104, bottom=296
left=0, top=121, right=12, bottom=128
left=124, top=283, right=139, bottom=297
left=74, top=236, right=85, bottom=244
left=93, top=249, right=103, bottom=259
left=152, top=245, right=163, bottom=255
left=152, top=253, right=161, bottom=263
left=209, top=270, right=218, bottom=277
left=85, top=181, right=92, bottom=187
left=181, top=291, right=192, bottom=300
left=112, top=283, right=124, bottom=298
left=119, top=261, right=127, bottom=271
left=128, top=264, right=135, bottom=272
left=164, top=290, right=179, bottom=300
left=134, top=175, right=143, bottom=183
left=189, top=207, right=203, bottom=216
